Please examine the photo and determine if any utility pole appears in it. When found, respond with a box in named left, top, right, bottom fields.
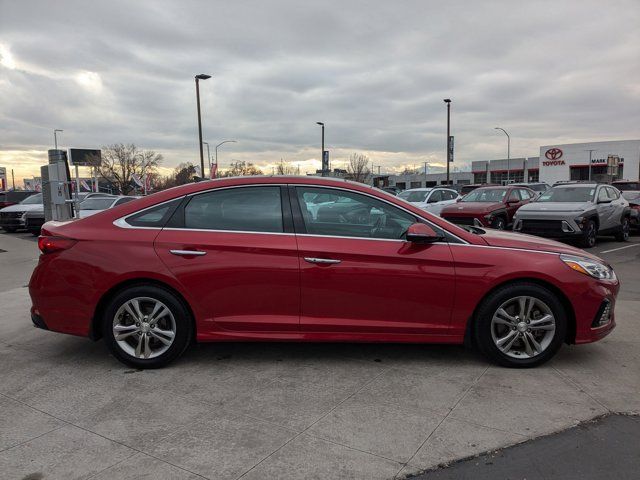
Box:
left=54, top=129, right=63, bottom=149
left=586, top=149, right=597, bottom=181
left=444, top=99, right=451, bottom=185
left=195, top=74, right=211, bottom=179
left=316, top=122, right=325, bottom=176
left=11, top=169, right=15, bottom=190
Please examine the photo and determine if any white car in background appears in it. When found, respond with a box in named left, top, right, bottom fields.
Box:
left=397, top=187, right=461, bottom=216
left=79, top=196, right=140, bottom=218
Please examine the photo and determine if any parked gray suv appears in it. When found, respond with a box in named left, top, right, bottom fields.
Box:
left=513, top=182, right=630, bottom=248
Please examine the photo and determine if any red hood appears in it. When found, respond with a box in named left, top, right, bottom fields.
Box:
left=441, top=201, right=503, bottom=215
left=478, top=228, right=604, bottom=261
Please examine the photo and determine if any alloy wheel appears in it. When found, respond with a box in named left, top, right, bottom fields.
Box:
left=490, top=296, right=556, bottom=359
left=112, top=297, right=176, bottom=359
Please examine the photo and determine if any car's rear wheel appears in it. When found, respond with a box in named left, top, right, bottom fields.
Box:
left=474, top=283, right=567, bottom=368
left=102, top=285, right=192, bottom=368
left=580, top=220, right=597, bottom=248
left=615, top=216, right=630, bottom=242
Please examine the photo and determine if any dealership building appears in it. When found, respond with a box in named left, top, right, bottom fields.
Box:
left=471, top=139, right=640, bottom=185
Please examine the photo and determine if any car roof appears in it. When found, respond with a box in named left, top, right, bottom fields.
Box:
left=401, top=188, right=432, bottom=192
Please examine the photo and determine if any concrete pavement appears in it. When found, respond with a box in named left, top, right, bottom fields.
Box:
left=0, top=232, right=638, bottom=479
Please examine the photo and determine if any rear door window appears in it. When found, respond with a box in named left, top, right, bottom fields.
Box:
left=184, top=186, right=283, bottom=233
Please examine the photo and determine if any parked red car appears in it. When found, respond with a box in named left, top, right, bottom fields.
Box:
left=29, top=177, right=618, bottom=368
left=440, top=185, right=535, bottom=229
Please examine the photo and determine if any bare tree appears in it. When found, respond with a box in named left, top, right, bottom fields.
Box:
left=275, top=160, right=299, bottom=175
left=346, top=153, right=371, bottom=183
left=221, top=161, right=264, bottom=177
left=98, top=143, right=162, bottom=195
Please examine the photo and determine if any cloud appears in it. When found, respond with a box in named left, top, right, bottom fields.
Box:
left=0, top=0, right=639, bottom=185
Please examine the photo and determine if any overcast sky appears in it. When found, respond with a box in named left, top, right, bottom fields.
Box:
left=1, top=0, right=639, bottom=183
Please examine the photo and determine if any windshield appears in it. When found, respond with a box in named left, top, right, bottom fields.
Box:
left=398, top=190, right=430, bottom=202
left=461, top=188, right=507, bottom=202
left=80, top=198, right=115, bottom=210
left=537, top=186, right=595, bottom=203
left=20, top=194, right=43, bottom=205
left=613, top=182, right=640, bottom=191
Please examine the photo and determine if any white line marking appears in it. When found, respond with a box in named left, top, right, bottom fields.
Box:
left=599, top=244, right=640, bottom=254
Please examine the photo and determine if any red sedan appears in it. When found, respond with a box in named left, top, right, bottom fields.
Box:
left=440, top=185, right=535, bottom=229
left=29, top=177, right=618, bottom=368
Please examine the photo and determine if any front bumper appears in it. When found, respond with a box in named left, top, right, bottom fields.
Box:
left=442, top=215, right=490, bottom=227
left=0, top=212, right=25, bottom=228
left=572, top=278, right=619, bottom=344
left=513, top=217, right=585, bottom=238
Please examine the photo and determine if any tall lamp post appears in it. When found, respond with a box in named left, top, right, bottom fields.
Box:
left=495, top=127, right=510, bottom=184
left=54, top=129, right=63, bottom=149
left=316, top=122, right=325, bottom=176
left=202, top=141, right=211, bottom=172
left=195, top=73, right=211, bottom=179
left=214, top=140, right=237, bottom=178
left=443, top=99, right=451, bottom=185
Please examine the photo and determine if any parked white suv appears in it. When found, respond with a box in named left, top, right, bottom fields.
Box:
left=397, top=187, right=460, bottom=216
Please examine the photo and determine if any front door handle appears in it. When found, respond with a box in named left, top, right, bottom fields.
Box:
left=304, top=257, right=341, bottom=265
left=170, top=249, right=207, bottom=257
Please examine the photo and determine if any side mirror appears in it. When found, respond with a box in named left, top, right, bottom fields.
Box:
left=406, top=223, right=443, bottom=244
left=456, top=197, right=462, bottom=203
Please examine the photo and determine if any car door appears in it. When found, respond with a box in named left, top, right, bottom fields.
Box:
left=607, top=187, right=627, bottom=228
left=153, top=185, right=300, bottom=332
left=292, top=185, right=456, bottom=335
left=596, top=187, right=616, bottom=230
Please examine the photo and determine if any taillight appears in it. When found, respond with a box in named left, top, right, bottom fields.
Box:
left=38, top=236, right=77, bottom=254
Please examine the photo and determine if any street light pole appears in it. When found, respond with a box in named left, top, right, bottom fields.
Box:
left=215, top=140, right=237, bottom=178
left=495, top=127, right=510, bottom=184
left=586, top=149, right=596, bottom=181
left=54, top=129, right=63, bottom=149
left=203, top=141, right=211, bottom=176
left=444, top=99, right=451, bottom=185
left=195, top=74, right=211, bottom=179
left=316, top=122, right=325, bottom=176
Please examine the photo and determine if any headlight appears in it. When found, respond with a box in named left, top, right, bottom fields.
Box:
left=560, top=254, right=616, bottom=280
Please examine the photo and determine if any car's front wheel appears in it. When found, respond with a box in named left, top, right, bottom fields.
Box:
left=103, top=285, right=193, bottom=368
left=474, top=283, right=567, bottom=368
left=580, top=220, right=597, bottom=248
left=491, top=216, right=506, bottom=230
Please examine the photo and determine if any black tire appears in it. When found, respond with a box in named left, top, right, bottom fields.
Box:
left=473, top=282, right=567, bottom=368
left=491, top=216, right=506, bottom=230
left=102, top=285, right=193, bottom=368
left=615, top=216, right=630, bottom=242
left=2, top=227, right=17, bottom=233
left=579, top=220, right=597, bottom=248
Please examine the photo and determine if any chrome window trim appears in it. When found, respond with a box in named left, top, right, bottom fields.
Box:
left=113, top=196, right=186, bottom=230
left=113, top=182, right=468, bottom=244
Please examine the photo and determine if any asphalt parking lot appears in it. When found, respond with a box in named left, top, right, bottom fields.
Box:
left=0, top=231, right=638, bottom=480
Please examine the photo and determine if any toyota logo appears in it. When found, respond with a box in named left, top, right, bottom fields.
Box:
left=545, top=148, right=563, bottom=160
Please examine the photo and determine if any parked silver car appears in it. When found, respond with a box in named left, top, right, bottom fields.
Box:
left=513, top=182, right=630, bottom=248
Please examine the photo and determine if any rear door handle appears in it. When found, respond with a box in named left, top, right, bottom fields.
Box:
left=170, top=249, right=207, bottom=257
left=304, top=257, right=341, bottom=265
